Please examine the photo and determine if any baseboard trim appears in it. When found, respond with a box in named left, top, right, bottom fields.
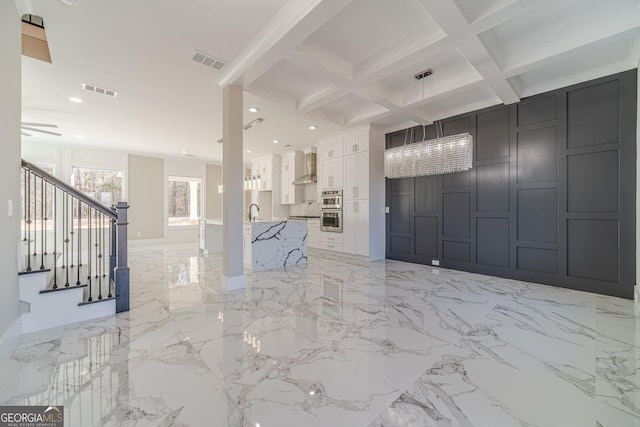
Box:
left=128, top=238, right=166, bottom=247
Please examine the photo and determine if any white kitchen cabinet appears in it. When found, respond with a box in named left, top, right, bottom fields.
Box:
left=319, top=157, right=344, bottom=190
left=344, top=151, right=369, bottom=200
left=280, top=151, right=304, bottom=204
left=280, top=170, right=295, bottom=204
left=343, top=199, right=369, bottom=256
left=251, top=154, right=278, bottom=191
left=344, top=129, right=369, bottom=154
left=319, top=137, right=344, bottom=161
left=307, top=219, right=320, bottom=248
left=319, top=231, right=343, bottom=252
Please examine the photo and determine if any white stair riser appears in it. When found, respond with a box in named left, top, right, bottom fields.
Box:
left=19, top=272, right=116, bottom=334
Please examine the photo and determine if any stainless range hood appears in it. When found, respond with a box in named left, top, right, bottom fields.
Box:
left=292, top=152, right=317, bottom=185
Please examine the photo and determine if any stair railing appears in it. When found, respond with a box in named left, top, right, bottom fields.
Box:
left=21, top=160, right=129, bottom=313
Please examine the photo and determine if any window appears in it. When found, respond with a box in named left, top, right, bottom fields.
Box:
left=168, top=176, right=201, bottom=226
left=71, top=167, right=123, bottom=206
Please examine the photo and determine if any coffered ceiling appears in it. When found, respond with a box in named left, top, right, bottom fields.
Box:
left=18, top=0, right=640, bottom=163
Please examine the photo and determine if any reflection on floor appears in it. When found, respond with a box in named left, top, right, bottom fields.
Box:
left=0, top=243, right=638, bottom=426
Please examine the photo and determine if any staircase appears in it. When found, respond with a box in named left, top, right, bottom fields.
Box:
left=18, top=160, right=130, bottom=334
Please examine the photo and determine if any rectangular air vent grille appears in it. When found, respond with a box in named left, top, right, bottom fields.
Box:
left=192, top=50, right=226, bottom=71
left=83, top=83, right=117, bottom=98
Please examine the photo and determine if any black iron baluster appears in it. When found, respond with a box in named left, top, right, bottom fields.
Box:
left=52, top=187, right=57, bottom=289
left=40, top=176, right=45, bottom=269
left=22, top=168, right=27, bottom=243
left=88, top=206, right=92, bottom=302
left=108, top=217, right=115, bottom=298
left=43, top=181, right=48, bottom=255
left=94, top=209, right=99, bottom=282
left=26, top=171, right=32, bottom=272
left=65, top=193, right=70, bottom=288
left=32, top=173, right=37, bottom=257
left=70, top=197, right=75, bottom=268
left=98, top=212, right=103, bottom=300
left=102, top=213, right=107, bottom=289
left=77, top=200, right=82, bottom=286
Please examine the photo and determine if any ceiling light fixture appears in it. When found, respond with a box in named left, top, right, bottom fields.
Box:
left=308, top=125, right=317, bottom=130
left=76, top=135, right=85, bottom=139
left=384, top=69, right=473, bottom=179
left=272, top=139, right=279, bottom=144
left=69, top=97, right=82, bottom=103
left=248, top=107, right=259, bottom=113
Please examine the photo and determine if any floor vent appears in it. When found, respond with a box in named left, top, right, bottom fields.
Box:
left=83, top=83, right=118, bottom=98
left=192, top=50, right=226, bottom=71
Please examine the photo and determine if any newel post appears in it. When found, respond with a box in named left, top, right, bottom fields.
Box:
left=114, top=201, right=130, bottom=312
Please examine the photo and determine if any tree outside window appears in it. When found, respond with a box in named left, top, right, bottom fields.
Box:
left=168, top=176, right=201, bottom=226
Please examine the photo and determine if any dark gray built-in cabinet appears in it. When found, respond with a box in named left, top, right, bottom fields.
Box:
left=385, top=70, right=637, bottom=299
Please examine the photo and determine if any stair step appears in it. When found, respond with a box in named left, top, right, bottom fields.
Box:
left=40, top=283, right=87, bottom=294
left=18, top=268, right=51, bottom=276
left=78, top=295, right=118, bottom=306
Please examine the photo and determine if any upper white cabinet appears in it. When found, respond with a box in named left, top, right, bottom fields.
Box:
left=344, top=151, right=369, bottom=200
left=344, top=129, right=369, bottom=154
left=319, top=137, right=344, bottom=161
left=251, top=154, right=279, bottom=191
left=319, top=157, right=344, bottom=190
left=280, top=151, right=304, bottom=204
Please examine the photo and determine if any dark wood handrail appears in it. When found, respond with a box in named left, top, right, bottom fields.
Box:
left=21, top=159, right=116, bottom=218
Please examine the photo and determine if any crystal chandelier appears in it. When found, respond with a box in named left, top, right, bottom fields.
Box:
left=385, top=132, right=473, bottom=178
left=384, top=69, right=474, bottom=179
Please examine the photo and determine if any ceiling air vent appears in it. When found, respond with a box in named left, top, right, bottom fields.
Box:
left=192, top=50, right=226, bottom=71
left=83, top=83, right=118, bottom=98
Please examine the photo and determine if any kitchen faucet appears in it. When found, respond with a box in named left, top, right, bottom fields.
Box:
left=248, top=203, right=260, bottom=221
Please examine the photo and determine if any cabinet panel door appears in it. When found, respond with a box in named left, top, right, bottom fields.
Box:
left=343, top=200, right=357, bottom=254
left=355, top=130, right=369, bottom=152
left=344, top=154, right=357, bottom=199
left=357, top=152, right=369, bottom=199
left=280, top=172, right=288, bottom=204
left=356, top=200, right=369, bottom=256
left=319, top=160, right=331, bottom=189
left=332, top=157, right=344, bottom=189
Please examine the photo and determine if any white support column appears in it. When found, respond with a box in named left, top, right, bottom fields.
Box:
left=222, top=85, right=246, bottom=289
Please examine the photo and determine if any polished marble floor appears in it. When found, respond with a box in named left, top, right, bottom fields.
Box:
left=0, top=243, right=638, bottom=426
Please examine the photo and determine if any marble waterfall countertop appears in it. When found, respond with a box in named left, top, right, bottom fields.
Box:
left=243, top=220, right=307, bottom=272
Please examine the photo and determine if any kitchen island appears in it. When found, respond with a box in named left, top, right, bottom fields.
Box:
left=243, top=219, right=307, bottom=272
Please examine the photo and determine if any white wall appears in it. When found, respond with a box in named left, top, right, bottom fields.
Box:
left=637, top=65, right=639, bottom=294
left=0, top=1, right=22, bottom=338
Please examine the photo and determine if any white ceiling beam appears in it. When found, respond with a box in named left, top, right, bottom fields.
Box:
left=298, top=86, right=350, bottom=113
left=417, top=0, right=520, bottom=104
left=469, top=0, right=549, bottom=34
left=243, top=85, right=345, bottom=127
left=354, top=29, right=452, bottom=85
left=217, top=0, right=353, bottom=87
left=503, top=26, right=640, bottom=78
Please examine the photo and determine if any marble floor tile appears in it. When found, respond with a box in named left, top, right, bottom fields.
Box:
left=0, top=242, right=638, bottom=426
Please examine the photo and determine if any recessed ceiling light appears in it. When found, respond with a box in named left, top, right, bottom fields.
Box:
left=248, top=107, right=259, bottom=113
left=308, top=125, right=317, bottom=130
left=284, top=144, right=291, bottom=148
left=272, top=139, right=279, bottom=144
left=69, top=97, right=83, bottom=103
left=76, top=135, right=85, bottom=139
left=246, top=150, right=252, bottom=153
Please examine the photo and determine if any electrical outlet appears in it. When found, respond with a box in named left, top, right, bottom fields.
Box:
left=7, top=200, right=13, bottom=216
left=432, top=260, right=440, bottom=266
left=136, top=231, right=142, bottom=237
left=432, top=269, right=440, bottom=275
left=385, top=206, right=390, bottom=213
